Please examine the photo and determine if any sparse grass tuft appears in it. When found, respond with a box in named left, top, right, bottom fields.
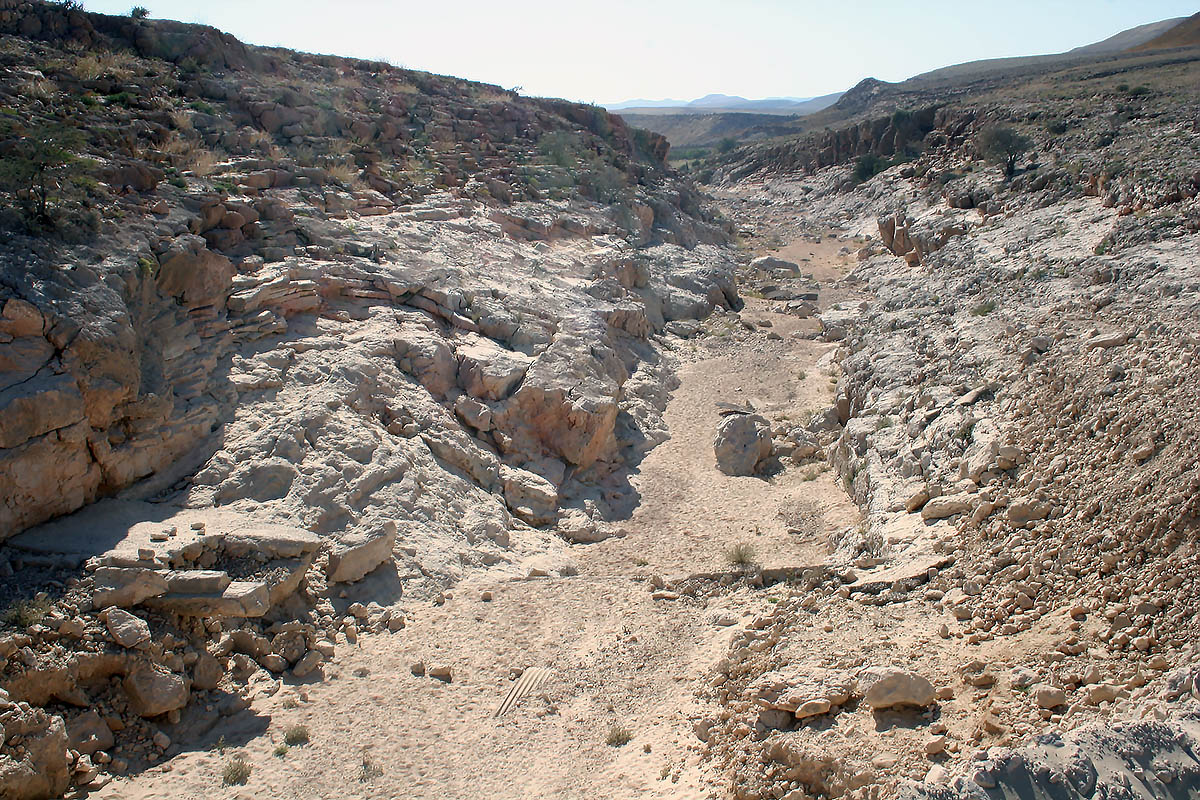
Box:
left=725, top=542, right=757, bottom=567
left=222, top=757, right=251, bottom=785
left=606, top=724, right=633, bottom=747
left=273, top=743, right=289, bottom=758
left=283, top=724, right=310, bottom=746
left=359, top=754, right=383, bottom=782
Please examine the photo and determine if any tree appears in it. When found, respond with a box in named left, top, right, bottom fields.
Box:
left=130, top=6, right=150, bottom=18
left=717, top=137, right=738, bottom=154
left=0, top=122, right=88, bottom=224
left=976, top=124, right=1032, bottom=179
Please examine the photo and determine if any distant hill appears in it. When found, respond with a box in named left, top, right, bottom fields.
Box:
left=1132, top=12, right=1200, bottom=51
left=604, top=92, right=844, bottom=117
left=1070, top=17, right=1186, bottom=53
left=910, top=16, right=1187, bottom=84
left=620, top=14, right=1194, bottom=153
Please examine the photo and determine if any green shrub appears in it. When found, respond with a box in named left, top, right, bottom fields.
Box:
left=130, top=5, right=149, bottom=17
left=853, top=153, right=887, bottom=183
left=0, top=121, right=93, bottom=230
left=975, top=124, right=1032, bottom=178
left=971, top=299, right=997, bottom=316
left=1, top=597, right=53, bottom=628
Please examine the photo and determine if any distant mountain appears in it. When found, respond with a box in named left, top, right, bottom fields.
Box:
left=604, top=98, right=689, bottom=110
left=603, top=92, right=844, bottom=117
left=1131, top=12, right=1200, bottom=51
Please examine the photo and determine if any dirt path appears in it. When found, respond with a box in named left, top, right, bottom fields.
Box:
left=93, top=254, right=858, bottom=800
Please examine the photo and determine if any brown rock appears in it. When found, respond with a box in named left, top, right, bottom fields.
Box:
left=123, top=663, right=189, bottom=718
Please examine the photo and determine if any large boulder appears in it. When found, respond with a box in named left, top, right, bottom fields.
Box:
left=155, top=238, right=235, bottom=311
left=104, top=608, right=151, bottom=649
left=66, top=711, right=115, bottom=756
left=123, top=663, right=190, bottom=718
left=714, top=413, right=773, bottom=476
left=326, top=522, right=397, bottom=583
left=858, top=667, right=935, bottom=710
left=92, top=566, right=168, bottom=608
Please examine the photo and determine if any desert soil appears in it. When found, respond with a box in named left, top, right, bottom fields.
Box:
left=90, top=236, right=860, bottom=800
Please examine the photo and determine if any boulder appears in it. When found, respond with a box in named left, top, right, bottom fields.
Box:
left=749, top=255, right=801, bottom=274
left=500, top=465, right=559, bottom=526
left=326, top=521, right=397, bottom=583
left=142, top=580, right=271, bottom=617
left=714, top=413, right=773, bottom=476
left=920, top=493, right=974, bottom=521
left=163, top=570, right=231, bottom=594
left=191, top=652, right=224, bottom=691
left=156, top=241, right=235, bottom=310
left=456, top=339, right=533, bottom=401
left=104, top=608, right=151, bottom=649
left=291, top=650, right=324, bottom=678
left=123, top=663, right=190, bottom=718
left=859, top=667, right=935, bottom=710
left=66, top=710, right=114, bottom=756
left=92, top=567, right=168, bottom=608
left=1033, top=684, right=1067, bottom=709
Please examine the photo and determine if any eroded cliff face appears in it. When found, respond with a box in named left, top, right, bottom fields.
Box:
left=0, top=1, right=738, bottom=580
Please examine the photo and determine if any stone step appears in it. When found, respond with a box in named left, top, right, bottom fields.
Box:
left=142, top=580, right=270, bottom=618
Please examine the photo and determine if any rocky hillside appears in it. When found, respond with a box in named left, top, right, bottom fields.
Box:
left=695, top=35, right=1200, bottom=800
left=0, top=0, right=738, bottom=553
left=0, top=4, right=746, bottom=796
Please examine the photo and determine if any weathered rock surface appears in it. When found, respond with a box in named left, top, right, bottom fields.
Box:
left=0, top=690, right=69, bottom=800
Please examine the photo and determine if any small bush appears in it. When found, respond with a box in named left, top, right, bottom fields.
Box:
left=853, top=153, right=887, bottom=183
left=606, top=725, right=633, bottom=747
left=273, top=743, right=288, bottom=758
left=725, top=542, right=757, bottom=567
left=1, top=597, right=53, bottom=628
left=717, top=137, right=738, bottom=154
left=975, top=124, right=1032, bottom=178
left=222, top=757, right=251, bottom=785
left=971, top=300, right=997, bottom=316
left=283, top=724, right=310, bottom=746
left=130, top=6, right=149, bottom=18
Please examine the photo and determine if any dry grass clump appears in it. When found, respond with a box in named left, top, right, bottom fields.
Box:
left=725, top=542, right=757, bottom=567
left=1, top=597, right=53, bottom=629
left=283, top=724, right=310, bottom=746
left=326, top=161, right=362, bottom=186
left=605, top=724, right=633, bottom=747
left=72, top=51, right=136, bottom=81
left=222, top=757, right=251, bottom=785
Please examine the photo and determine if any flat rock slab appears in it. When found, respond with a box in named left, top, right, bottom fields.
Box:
left=7, top=500, right=316, bottom=563
left=141, top=580, right=271, bottom=618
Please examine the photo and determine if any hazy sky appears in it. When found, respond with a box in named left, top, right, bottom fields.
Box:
left=81, top=0, right=1197, bottom=103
